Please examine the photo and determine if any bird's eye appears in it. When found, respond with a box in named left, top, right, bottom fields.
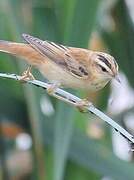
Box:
left=101, top=67, right=107, bottom=72
left=97, top=64, right=108, bottom=72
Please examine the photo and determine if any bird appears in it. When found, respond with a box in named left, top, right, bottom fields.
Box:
left=0, top=33, right=119, bottom=110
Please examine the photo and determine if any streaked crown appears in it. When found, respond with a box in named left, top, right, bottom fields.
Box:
left=93, top=52, right=118, bottom=78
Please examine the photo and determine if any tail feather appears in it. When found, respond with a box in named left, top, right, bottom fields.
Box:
left=0, top=40, right=44, bottom=66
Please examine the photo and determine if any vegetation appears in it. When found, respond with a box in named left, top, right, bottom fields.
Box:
left=0, top=0, right=134, bottom=179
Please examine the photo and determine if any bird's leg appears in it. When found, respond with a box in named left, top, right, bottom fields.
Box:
left=47, top=84, right=92, bottom=112
left=75, top=99, right=92, bottom=113
left=47, top=82, right=61, bottom=95
left=19, top=65, right=35, bottom=82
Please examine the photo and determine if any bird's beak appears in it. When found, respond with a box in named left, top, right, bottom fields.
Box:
left=115, top=75, right=121, bottom=83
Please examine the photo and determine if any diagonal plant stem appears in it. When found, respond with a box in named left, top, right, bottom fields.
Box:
left=0, top=72, right=134, bottom=145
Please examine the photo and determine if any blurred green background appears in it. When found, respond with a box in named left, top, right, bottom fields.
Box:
left=0, top=0, right=134, bottom=179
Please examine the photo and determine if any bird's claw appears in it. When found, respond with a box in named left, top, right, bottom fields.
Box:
left=47, top=82, right=61, bottom=95
left=76, top=99, right=92, bottom=113
left=19, top=66, right=35, bottom=82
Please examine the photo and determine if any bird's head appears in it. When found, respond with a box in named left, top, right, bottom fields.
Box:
left=90, top=51, right=119, bottom=82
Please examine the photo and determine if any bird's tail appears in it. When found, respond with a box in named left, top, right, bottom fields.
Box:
left=0, top=40, right=43, bottom=66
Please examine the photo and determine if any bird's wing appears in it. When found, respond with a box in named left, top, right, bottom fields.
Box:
left=22, top=34, right=89, bottom=79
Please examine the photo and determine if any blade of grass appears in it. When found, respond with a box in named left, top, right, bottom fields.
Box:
left=42, top=114, right=134, bottom=180
left=1, top=73, right=134, bottom=179
left=53, top=102, right=75, bottom=180
left=52, top=1, right=100, bottom=179
left=0, top=1, right=46, bottom=179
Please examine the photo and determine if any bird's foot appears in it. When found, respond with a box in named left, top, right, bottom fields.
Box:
left=19, top=65, right=35, bottom=82
left=76, top=99, right=92, bottom=113
left=47, top=82, right=61, bottom=95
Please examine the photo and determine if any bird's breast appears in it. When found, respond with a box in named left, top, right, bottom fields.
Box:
left=38, top=61, right=109, bottom=91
